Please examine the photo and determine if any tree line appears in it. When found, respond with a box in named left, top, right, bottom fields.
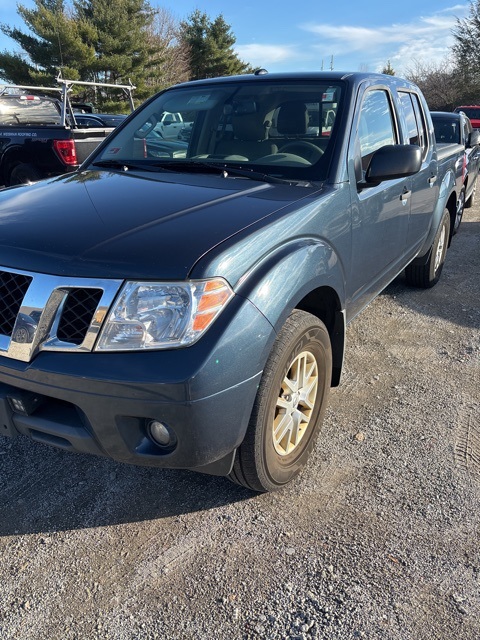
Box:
left=2, top=0, right=480, bottom=112
left=0, top=0, right=252, bottom=111
left=383, top=1, right=480, bottom=110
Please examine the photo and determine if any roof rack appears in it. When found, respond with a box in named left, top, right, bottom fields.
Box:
left=0, top=75, right=136, bottom=127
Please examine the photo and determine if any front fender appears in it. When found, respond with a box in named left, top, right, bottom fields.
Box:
left=234, top=239, right=346, bottom=386
left=235, top=238, right=346, bottom=329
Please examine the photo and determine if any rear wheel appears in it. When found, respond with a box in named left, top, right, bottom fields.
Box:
left=229, top=310, right=332, bottom=492
left=453, top=188, right=465, bottom=234
left=405, top=208, right=450, bottom=288
left=465, top=178, right=477, bottom=209
left=9, top=163, right=41, bottom=186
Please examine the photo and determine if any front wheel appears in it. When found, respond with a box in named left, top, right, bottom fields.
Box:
left=229, top=310, right=332, bottom=492
left=405, top=207, right=450, bottom=288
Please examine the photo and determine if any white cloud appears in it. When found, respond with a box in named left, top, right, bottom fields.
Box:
left=235, top=44, right=301, bottom=66
left=301, top=5, right=469, bottom=72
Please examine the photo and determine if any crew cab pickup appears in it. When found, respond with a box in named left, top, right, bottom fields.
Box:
left=0, top=72, right=460, bottom=492
left=431, top=110, right=480, bottom=228
left=155, top=111, right=192, bottom=140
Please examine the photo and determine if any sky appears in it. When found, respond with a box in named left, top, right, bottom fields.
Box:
left=0, top=0, right=472, bottom=79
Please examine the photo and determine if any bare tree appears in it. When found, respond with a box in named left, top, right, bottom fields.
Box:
left=145, top=7, right=190, bottom=91
left=405, top=58, right=463, bottom=110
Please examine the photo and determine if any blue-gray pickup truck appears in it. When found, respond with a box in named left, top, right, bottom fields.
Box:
left=0, top=72, right=462, bottom=491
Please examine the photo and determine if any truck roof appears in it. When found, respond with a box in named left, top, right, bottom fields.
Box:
left=175, top=70, right=420, bottom=92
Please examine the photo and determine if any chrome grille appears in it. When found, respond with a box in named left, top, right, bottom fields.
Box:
left=0, top=271, right=32, bottom=336
left=57, top=288, right=104, bottom=345
left=0, top=266, right=122, bottom=363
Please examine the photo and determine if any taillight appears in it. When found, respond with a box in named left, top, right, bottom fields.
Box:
left=53, top=139, right=78, bottom=166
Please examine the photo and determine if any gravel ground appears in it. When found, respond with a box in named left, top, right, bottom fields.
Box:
left=0, top=204, right=479, bottom=640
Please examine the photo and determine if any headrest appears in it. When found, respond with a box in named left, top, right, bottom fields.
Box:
left=277, top=102, right=308, bottom=135
left=232, top=114, right=267, bottom=141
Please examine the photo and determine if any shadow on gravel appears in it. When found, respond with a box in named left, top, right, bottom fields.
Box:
left=380, top=220, right=480, bottom=329
left=0, top=436, right=254, bottom=536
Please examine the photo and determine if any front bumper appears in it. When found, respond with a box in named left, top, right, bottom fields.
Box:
left=0, top=296, right=275, bottom=475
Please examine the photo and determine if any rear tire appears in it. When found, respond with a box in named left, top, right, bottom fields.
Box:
left=465, top=178, right=477, bottom=209
left=405, top=208, right=450, bottom=288
left=453, top=188, right=465, bottom=234
left=229, top=310, right=332, bottom=492
left=9, top=163, right=41, bottom=186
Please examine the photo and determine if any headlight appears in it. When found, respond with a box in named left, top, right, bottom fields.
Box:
left=95, top=278, right=233, bottom=351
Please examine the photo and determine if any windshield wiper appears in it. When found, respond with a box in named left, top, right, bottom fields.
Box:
left=148, top=160, right=300, bottom=185
left=91, top=158, right=312, bottom=186
left=91, top=159, right=174, bottom=173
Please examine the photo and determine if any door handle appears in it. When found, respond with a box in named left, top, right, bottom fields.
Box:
left=400, top=188, right=411, bottom=205
left=428, top=175, right=437, bottom=187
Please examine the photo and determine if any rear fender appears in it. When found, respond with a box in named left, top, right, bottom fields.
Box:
left=415, top=168, right=455, bottom=258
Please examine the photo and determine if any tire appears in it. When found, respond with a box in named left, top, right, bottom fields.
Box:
left=465, top=177, right=477, bottom=209
left=229, top=310, right=332, bottom=492
left=9, top=163, right=41, bottom=186
left=453, top=188, right=465, bottom=235
left=405, top=207, right=450, bottom=289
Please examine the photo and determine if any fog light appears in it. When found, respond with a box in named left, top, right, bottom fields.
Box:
left=8, top=392, right=43, bottom=416
left=148, top=420, right=172, bottom=447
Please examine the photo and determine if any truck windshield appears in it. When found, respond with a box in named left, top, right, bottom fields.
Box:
left=92, top=80, right=344, bottom=182
left=0, top=95, right=62, bottom=125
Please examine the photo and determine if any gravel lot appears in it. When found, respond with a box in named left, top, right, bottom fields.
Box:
left=0, top=203, right=479, bottom=640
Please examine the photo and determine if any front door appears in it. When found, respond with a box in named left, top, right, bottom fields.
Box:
left=348, top=87, right=411, bottom=319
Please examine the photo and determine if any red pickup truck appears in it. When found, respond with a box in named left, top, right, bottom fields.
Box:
left=454, top=105, right=480, bottom=129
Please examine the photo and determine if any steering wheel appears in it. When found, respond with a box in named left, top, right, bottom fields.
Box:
left=278, top=141, right=323, bottom=163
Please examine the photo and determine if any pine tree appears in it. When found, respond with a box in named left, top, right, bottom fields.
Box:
left=179, top=10, right=252, bottom=81
left=73, top=0, right=162, bottom=105
left=0, top=0, right=95, bottom=84
left=381, top=61, right=395, bottom=76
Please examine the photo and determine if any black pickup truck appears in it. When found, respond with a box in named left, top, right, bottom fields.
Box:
left=431, top=110, right=480, bottom=230
left=0, top=92, right=119, bottom=186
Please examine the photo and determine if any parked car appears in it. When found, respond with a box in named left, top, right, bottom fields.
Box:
left=454, top=105, right=480, bottom=129
left=431, top=110, right=480, bottom=228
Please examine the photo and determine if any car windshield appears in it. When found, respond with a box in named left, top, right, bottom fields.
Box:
left=91, top=79, right=344, bottom=182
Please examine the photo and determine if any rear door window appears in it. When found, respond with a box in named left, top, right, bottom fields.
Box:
left=399, top=91, right=428, bottom=160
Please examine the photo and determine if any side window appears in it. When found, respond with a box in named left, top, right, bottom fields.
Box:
left=358, top=90, right=396, bottom=170
left=462, top=118, right=471, bottom=145
left=410, top=93, right=428, bottom=160
left=398, top=92, right=419, bottom=146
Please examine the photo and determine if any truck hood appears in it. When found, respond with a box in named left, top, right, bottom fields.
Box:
left=0, top=170, right=311, bottom=279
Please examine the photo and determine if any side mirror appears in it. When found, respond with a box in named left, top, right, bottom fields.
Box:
left=362, top=144, right=422, bottom=187
left=468, top=129, right=480, bottom=148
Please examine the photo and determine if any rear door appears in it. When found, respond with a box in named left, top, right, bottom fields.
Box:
left=398, top=91, right=437, bottom=252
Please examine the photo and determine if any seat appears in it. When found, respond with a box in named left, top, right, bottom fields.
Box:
left=275, top=101, right=323, bottom=163
left=215, top=113, right=277, bottom=160
left=276, top=101, right=309, bottom=137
